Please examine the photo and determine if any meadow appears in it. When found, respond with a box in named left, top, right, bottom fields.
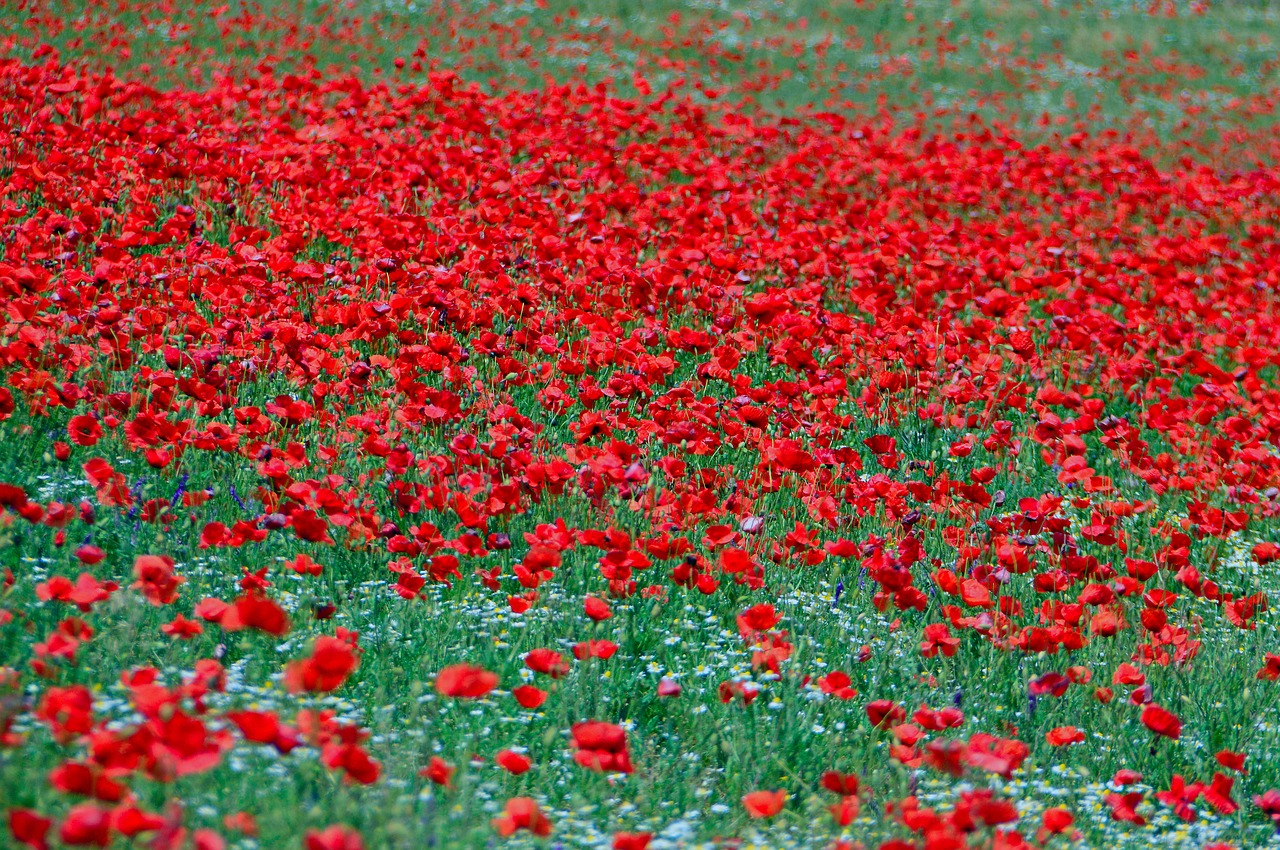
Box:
left=3, top=1, right=1280, bottom=848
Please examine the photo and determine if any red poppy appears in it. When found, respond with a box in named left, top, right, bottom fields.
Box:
left=571, top=721, right=632, bottom=773
left=495, top=749, right=532, bottom=775
left=67, top=415, right=102, bottom=447
left=57, top=804, right=112, bottom=848
left=583, top=596, right=612, bottom=621
left=829, top=796, right=859, bottom=826
left=573, top=640, right=618, bottom=660
left=525, top=649, right=570, bottom=678
left=736, top=603, right=780, bottom=635
left=821, top=771, right=860, bottom=797
left=817, top=671, right=857, bottom=700
left=491, top=797, right=551, bottom=837
left=741, top=790, right=787, bottom=818
left=227, top=710, right=300, bottom=754
left=512, top=685, right=548, bottom=709
left=1107, top=792, right=1147, bottom=826
left=219, top=592, right=290, bottom=636
left=419, top=756, right=455, bottom=788
left=160, top=614, right=203, bottom=639
left=1040, top=808, right=1074, bottom=835
left=285, top=634, right=360, bottom=693
left=436, top=664, right=498, bottom=699
left=304, top=825, right=364, bottom=850
left=1140, top=704, right=1182, bottom=740
left=1045, top=726, right=1085, bottom=747
left=1216, top=750, right=1246, bottom=773
left=8, top=809, right=52, bottom=850
left=132, top=555, right=184, bottom=606
left=865, top=699, right=906, bottom=729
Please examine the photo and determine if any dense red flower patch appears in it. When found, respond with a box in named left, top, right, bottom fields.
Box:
left=4, top=1, right=1280, bottom=848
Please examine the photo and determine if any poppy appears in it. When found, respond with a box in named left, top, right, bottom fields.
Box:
left=495, top=749, right=532, bottom=775
left=1045, top=726, right=1085, bottom=747
left=571, top=721, right=632, bottom=773
left=525, top=649, right=570, bottom=678
left=132, top=555, right=184, bottom=606
left=419, top=756, right=455, bottom=788
left=8, top=809, right=52, bottom=849
left=741, top=790, right=787, bottom=818
left=304, top=825, right=364, bottom=850
left=1140, top=704, right=1182, bottom=740
left=285, top=635, right=360, bottom=693
left=512, top=685, right=548, bottom=709
left=436, top=664, right=498, bottom=699
left=491, top=797, right=551, bottom=837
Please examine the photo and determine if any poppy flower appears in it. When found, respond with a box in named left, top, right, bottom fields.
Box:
left=303, top=825, right=364, bottom=850
left=1155, top=775, right=1199, bottom=822
left=223, top=813, right=257, bottom=836
left=571, top=721, right=632, bottom=773
left=226, top=710, right=300, bottom=754
left=573, top=639, right=618, bottom=660
left=742, top=790, right=787, bottom=818
left=287, top=554, right=323, bottom=576
left=436, top=664, right=498, bottom=699
left=512, top=685, right=548, bottom=708
left=1257, top=654, right=1280, bottom=681
left=1113, top=769, right=1144, bottom=786
left=612, top=833, right=652, bottom=850
left=808, top=670, right=852, bottom=701
left=219, top=592, right=290, bottom=636
left=111, top=808, right=166, bottom=838
left=491, top=797, right=551, bottom=837
left=8, top=809, right=51, bottom=850
left=525, top=649, right=570, bottom=678
left=495, top=749, right=532, bottom=775
left=1106, top=792, right=1147, bottom=825
left=132, top=555, right=184, bottom=606
left=964, top=734, right=1028, bottom=778
left=73, top=545, right=105, bottom=565
left=865, top=699, right=906, bottom=729
left=919, top=622, right=959, bottom=657
left=285, top=634, right=360, bottom=693
left=1202, top=772, right=1238, bottom=815
left=419, top=756, right=455, bottom=788
left=736, top=603, right=780, bottom=635
left=1039, top=807, right=1074, bottom=836
left=718, top=680, right=760, bottom=705
left=1045, top=726, right=1085, bottom=746
left=829, top=796, right=859, bottom=826
left=1253, top=789, right=1280, bottom=828
left=160, top=614, right=203, bottom=639
left=1216, top=750, right=1246, bottom=773
left=57, top=804, right=112, bottom=847
left=1028, top=672, right=1070, bottom=697
left=583, top=596, right=612, bottom=621
left=67, top=415, right=102, bottom=447
left=1140, top=704, right=1182, bottom=740
left=959, top=579, right=994, bottom=608
left=821, top=771, right=860, bottom=797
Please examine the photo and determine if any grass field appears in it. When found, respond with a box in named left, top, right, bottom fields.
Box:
left=4, top=1, right=1280, bottom=848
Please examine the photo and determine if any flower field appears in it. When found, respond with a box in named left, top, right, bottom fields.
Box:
left=5, top=1, right=1280, bottom=848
